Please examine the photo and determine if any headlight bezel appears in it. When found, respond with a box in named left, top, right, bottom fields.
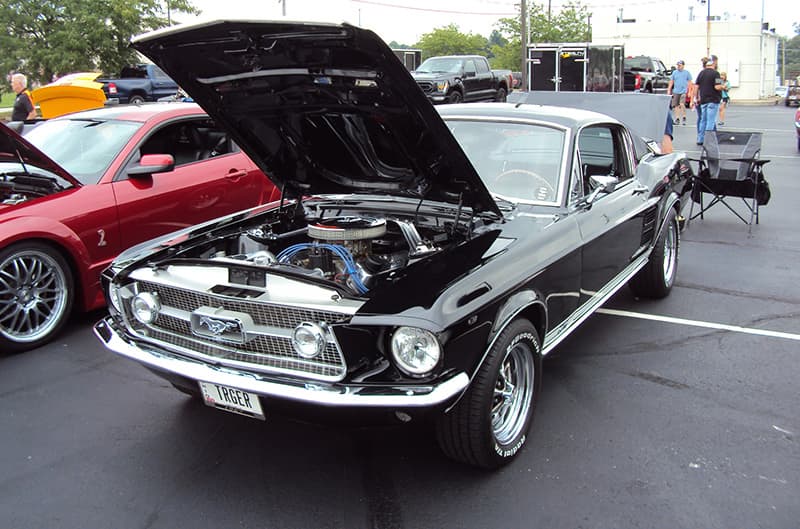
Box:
left=130, top=292, right=161, bottom=324
left=292, top=322, right=327, bottom=359
left=436, top=80, right=449, bottom=93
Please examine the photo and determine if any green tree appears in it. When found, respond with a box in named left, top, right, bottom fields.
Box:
left=414, top=24, right=489, bottom=60
left=784, top=26, right=800, bottom=82
left=491, top=1, right=592, bottom=70
left=0, top=0, right=198, bottom=91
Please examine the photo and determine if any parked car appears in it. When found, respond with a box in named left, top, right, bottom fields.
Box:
left=623, top=55, right=671, bottom=93
left=411, top=55, right=510, bottom=103
left=94, top=20, right=692, bottom=469
left=99, top=64, right=179, bottom=104
left=0, top=103, right=280, bottom=353
left=785, top=84, right=800, bottom=107
left=774, top=85, right=788, bottom=99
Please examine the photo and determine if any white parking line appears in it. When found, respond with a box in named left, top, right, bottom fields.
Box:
left=597, top=308, right=800, bottom=341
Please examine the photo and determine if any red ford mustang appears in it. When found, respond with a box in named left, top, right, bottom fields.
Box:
left=1, top=103, right=279, bottom=353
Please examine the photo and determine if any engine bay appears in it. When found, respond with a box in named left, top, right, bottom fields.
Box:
left=175, top=202, right=473, bottom=297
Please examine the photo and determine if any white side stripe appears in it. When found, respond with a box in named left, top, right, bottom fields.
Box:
left=597, top=308, right=800, bottom=342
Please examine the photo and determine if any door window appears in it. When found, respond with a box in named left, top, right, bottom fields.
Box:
left=124, top=119, right=232, bottom=178
left=577, top=125, right=632, bottom=195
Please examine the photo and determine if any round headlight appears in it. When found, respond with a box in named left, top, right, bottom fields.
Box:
left=131, top=292, right=161, bottom=324
left=390, top=327, right=441, bottom=376
left=292, top=322, right=327, bottom=358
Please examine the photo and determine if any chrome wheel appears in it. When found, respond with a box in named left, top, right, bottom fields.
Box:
left=492, top=341, right=536, bottom=445
left=435, top=319, right=541, bottom=468
left=662, top=220, right=678, bottom=286
left=0, top=247, right=69, bottom=344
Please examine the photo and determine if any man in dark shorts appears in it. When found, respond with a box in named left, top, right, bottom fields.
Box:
left=691, top=55, right=723, bottom=145
left=10, top=73, right=36, bottom=121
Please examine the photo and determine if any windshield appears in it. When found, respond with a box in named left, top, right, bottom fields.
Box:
left=24, top=118, right=142, bottom=185
left=416, top=58, right=464, bottom=74
left=447, top=120, right=566, bottom=204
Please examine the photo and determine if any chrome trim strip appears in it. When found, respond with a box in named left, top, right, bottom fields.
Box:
left=542, top=251, right=650, bottom=355
left=95, top=318, right=468, bottom=408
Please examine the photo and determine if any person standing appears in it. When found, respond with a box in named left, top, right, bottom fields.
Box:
left=667, top=60, right=692, bottom=125
left=690, top=58, right=707, bottom=135
left=717, top=71, right=731, bottom=126
left=10, top=73, right=36, bottom=121
left=691, top=55, right=723, bottom=145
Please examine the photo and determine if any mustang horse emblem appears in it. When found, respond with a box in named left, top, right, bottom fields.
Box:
left=198, top=316, right=240, bottom=335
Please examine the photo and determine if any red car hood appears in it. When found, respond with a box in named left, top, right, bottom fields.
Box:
left=0, top=122, right=82, bottom=188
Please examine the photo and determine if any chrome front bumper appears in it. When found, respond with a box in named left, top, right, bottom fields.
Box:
left=94, top=317, right=469, bottom=408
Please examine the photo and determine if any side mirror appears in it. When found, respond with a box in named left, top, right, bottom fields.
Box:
left=127, top=153, right=175, bottom=178
left=582, top=174, right=619, bottom=206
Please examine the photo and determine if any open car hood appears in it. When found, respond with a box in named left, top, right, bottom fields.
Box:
left=0, top=122, right=82, bottom=188
left=132, top=20, right=500, bottom=216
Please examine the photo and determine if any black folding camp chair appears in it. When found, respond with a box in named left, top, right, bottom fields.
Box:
left=688, top=131, right=771, bottom=233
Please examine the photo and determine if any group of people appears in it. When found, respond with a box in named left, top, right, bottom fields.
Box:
left=666, top=55, right=731, bottom=146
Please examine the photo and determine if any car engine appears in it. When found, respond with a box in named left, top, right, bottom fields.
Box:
left=200, top=208, right=457, bottom=297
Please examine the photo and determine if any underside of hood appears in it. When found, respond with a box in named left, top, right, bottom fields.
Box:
left=132, top=20, right=500, bottom=216
left=0, top=122, right=82, bottom=188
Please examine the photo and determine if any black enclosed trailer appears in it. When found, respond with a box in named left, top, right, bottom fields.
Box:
left=392, top=48, right=422, bottom=71
left=527, top=43, right=624, bottom=92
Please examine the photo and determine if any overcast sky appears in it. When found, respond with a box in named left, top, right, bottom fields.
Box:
left=181, top=0, right=798, bottom=44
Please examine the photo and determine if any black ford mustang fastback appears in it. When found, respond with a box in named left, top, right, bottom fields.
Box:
left=94, top=20, right=692, bottom=468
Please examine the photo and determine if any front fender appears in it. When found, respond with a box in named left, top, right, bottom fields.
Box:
left=488, top=290, right=547, bottom=349
left=0, top=215, right=94, bottom=309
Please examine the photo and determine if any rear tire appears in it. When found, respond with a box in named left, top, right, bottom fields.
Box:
left=630, top=208, right=679, bottom=298
left=495, top=87, right=508, bottom=102
left=128, top=95, right=145, bottom=105
left=435, top=319, right=541, bottom=469
left=0, top=242, right=74, bottom=353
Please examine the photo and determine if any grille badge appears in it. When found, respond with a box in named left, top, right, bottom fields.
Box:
left=190, top=306, right=254, bottom=344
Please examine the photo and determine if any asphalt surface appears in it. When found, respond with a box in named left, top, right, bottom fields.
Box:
left=1, top=103, right=798, bottom=529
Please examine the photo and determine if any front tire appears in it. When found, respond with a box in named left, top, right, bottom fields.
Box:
left=0, top=242, right=74, bottom=353
left=630, top=208, right=679, bottom=298
left=436, top=319, right=542, bottom=469
left=447, top=90, right=463, bottom=104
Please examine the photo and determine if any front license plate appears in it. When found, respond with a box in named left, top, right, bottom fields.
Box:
left=198, top=381, right=265, bottom=420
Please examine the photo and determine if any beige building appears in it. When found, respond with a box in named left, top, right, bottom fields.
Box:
left=592, top=19, right=779, bottom=100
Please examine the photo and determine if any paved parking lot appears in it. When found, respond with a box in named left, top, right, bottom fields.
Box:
left=1, top=103, right=798, bottom=529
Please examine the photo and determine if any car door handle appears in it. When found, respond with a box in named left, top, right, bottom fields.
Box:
left=632, top=184, right=649, bottom=195
left=226, top=169, right=248, bottom=181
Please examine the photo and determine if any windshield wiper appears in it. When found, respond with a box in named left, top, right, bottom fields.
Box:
left=491, top=193, right=517, bottom=211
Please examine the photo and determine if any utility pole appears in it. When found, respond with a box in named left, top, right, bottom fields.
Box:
left=705, top=0, right=711, bottom=57
left=521, top=0, right=528, bottom=91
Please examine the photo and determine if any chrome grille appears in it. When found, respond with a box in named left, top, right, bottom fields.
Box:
left=130, top=281, right=351, bottom=381
left=138, top=281, right=351, bottom=327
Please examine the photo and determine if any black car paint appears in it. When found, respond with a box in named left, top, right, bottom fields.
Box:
left=94, top=21, right=690, bottom=467
left=131, top=21, right=501, bottom=218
